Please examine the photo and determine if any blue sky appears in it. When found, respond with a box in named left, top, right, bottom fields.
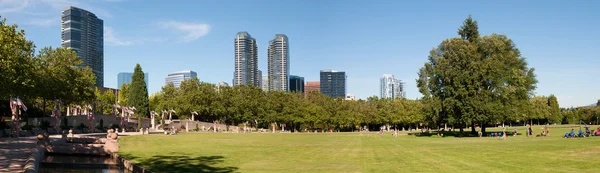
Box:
left=1, top=0, right=599, bottom=107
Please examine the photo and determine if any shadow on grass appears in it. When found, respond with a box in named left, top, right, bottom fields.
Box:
left=120, top=154, right=238, bottom=173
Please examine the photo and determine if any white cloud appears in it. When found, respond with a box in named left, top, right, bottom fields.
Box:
left=157, top=21, right=211, bottom=42
left=104, top=26, right=135, bottom=46
left=24, top=17, right=59, bottom=27
left=104, top=26, right=167, bottom=46
left=0, top=0, right=30, bottom=13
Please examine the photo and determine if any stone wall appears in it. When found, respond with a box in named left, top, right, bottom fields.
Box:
left=28, top=115, right=151, bottom=130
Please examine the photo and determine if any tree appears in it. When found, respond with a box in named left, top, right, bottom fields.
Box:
left=128, top=64, right=150, bottom=119
left=118, top=83, right=130, bottom=106
left=0, top=17, right=36, bottom=99
left=417, top=16, right=537, bottom=134
left=547, top=95, right=561, bottom=123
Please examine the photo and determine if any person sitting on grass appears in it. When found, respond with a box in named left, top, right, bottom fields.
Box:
left=569, top=129, right=575, bottom=138
left=595, top=127, right=600, bottom=136
left=564, top=132, right=569, bottom=138
left=478, top=130, right=483, bottom=138
left=498, top=132, right=503, bottom=139
left=513, top=128, right=517, bottom=136
left=585, top=126, right=591, bottom=137
left=577, top=129, right=584, bottom=137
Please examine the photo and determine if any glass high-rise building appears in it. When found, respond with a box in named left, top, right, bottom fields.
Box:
left=320, top=70, right=346, bottom=98
left=234, top=32, right=259, bottom=86
left=289, top=75, right=304, bottom=93
left=117, top=72, right=149, bottom=89
left=61, top=6, right=104, bottom=86
left=165, top=70, right=197, bottom=88
left=268, top=34, right=290, bottom=91
left=380, top=74, right=404, bottom=100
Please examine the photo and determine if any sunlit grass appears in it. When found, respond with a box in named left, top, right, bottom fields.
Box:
left=119, top=125, right=600, bottom=173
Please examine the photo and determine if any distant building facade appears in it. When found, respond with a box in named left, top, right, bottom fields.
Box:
left=320, top=70, right=346, bottom=98
left=380, top=74, right=404, bottom=100
left=268, top=34, right=290, bottom=91
left=261, top=76, right=269, bottom=91
left=289, top=75, right=305, bottom=93
left=117, top=72, right=148, bottom=88
left=61, top=6, right=104, bottom=86
left=234, top=32, right=259, bottom=86
left=165, top=70, right=197, bottom=88
left=345, top=94, right=356, bottom=101
left=218, top=81, right=229, bottom=87
left=305, top=81, right=320, bottom=95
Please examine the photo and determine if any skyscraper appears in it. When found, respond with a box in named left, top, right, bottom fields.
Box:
left=261, top=76, right=269, bottom=91
left=61, top=6, right=104, bottom=86
left=117, top=72, right=149, bottom=89
left=320, top=70, right=346, bottom=98
left=289, top=75, right=305, bottom=93
left=380, top=74, right=404, bottom=100
left=268, top=34, right=290, bottom=91
left=165, top=70, right=197, bottom=88
left=234, top=32, right=259, bottom=86
left=258, top=70, right=262, bottom=89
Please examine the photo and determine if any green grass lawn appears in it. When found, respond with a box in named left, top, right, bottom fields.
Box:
left=118, top=125, right=600, bottom=173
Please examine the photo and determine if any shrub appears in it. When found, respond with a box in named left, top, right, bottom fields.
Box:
left=40, top=120, right=51, bottom=130
left=76, top=123, right=87, bottom=132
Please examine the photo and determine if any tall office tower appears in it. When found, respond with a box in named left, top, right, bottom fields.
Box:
left=165, top=70, right=197, bottom=88
left=320, top=70, right=346, bottom=98
left=289, top=75, right=305, bottom=93
left=267, top=34, right=290, bottom=91
left=261, top=76, right=269, bottom=91
left=380, top=74, right=404, bottom=100
left=117, top=72, right=149, bottom=89
left=258, top=70, right=262, bottom=89
left=234, top=32, right=259, bottom=86
left=61, top=6, right=104, bottom=86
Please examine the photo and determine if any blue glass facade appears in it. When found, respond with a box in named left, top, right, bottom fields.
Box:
left=61, top=6, right=104, bottom=86
left=117, top=72, right=149, bottom=89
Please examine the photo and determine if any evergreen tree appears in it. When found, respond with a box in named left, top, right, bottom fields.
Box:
left=128, top=64, right=150, bottom=119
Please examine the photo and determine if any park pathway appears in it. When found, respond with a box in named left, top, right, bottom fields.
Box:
left=0, top=137, right=37, bottom=173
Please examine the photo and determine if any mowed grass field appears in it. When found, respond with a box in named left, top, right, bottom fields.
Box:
left=118, top=125, right=600, bottom=173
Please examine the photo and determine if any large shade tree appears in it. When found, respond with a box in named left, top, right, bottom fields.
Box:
left=417, top=16, right=537, bottom=133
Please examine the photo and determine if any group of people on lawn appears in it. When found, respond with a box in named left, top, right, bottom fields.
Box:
left=564, top=125, right=600, bottom=138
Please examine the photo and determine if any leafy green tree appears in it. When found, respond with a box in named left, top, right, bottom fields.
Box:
left=128, top=64, right=150, bottom=122
left=417, top=16, right=537, bottom=133
left=0, top=17, right=36, bottom=99
left=118, top=83, right=130, bottom=106
left=547, top=95, right=561, bottom=123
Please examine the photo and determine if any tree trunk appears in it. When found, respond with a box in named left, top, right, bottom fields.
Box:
left=471, top=122, right=476, bottom=134
left=43, top=98, right=46, bottom=117
left=481, top=123, right=486, bottom=134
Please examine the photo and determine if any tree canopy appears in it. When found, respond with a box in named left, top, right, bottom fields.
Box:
left=417, top=16, right=538, bottom=133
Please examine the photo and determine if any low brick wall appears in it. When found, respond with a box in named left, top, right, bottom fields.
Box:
left=111, top=153, right=153, bottom=173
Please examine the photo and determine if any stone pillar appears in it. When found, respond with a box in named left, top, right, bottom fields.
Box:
left=67, top=107, right=70, bottom=116
left=151, top=114, right=155, bottom=130
left=186, top=122, right=189, bottom=132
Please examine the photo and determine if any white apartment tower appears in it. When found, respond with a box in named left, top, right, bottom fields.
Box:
left=267, top=34, right=290, bottom=91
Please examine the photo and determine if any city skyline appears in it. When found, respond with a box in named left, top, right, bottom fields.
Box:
left=3, top=0, right=599, bottom=107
